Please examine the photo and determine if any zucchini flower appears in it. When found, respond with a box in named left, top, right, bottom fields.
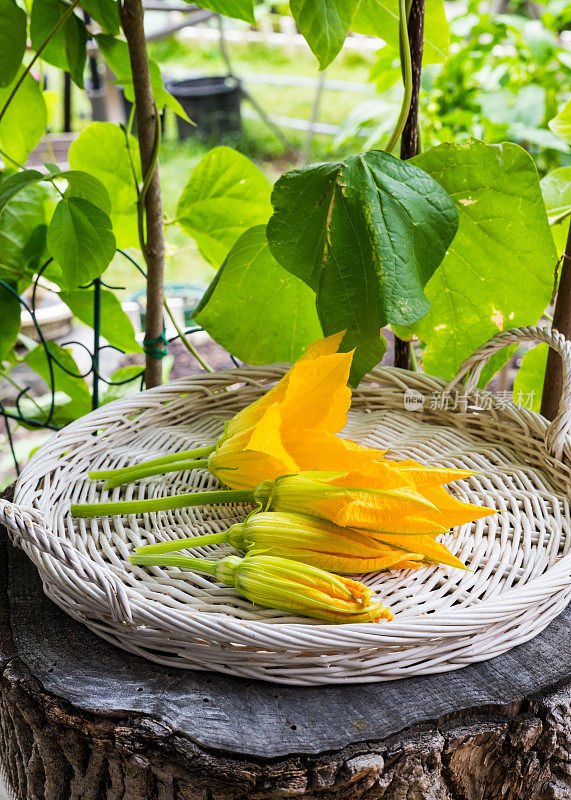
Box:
left=251, top=472, right=493, bottom=535
left=72, top=469, right=494, bottom=536
left=128, top=552, right=393, bottom=623
left=89, top=331, right=363, bottom=490
left=133, top=511, right=432, bottom=572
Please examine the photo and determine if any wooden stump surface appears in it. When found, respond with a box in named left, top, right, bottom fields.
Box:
left=0, top=498, right=570, bottom=799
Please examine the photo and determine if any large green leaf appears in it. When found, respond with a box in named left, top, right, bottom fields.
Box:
left=68, top=122, right=140, bottom=248
left=0, top=72, right=47, bottom=164
left=267, top=150, right=458, bottom=383
left=47, top=197, right=116, bottom=288
left=395, top=141, right=557, bottom=380
left=80, top=0, right=119, bottom=34
left=0, top=0, right=27, bottom=87
left=541, top=166, right=571, bottom=257
left=194, top=225, right=322, bottom=364
left=60, top=287, right=142, bottom=353
left=189, top=0, right=254, bottom=23
left=58, top=170, right=112, bottom=213
left=0, top=183, right=53, bottom=285
left=24, top=340, right=92, bottom=418
left=549, top=98, right=571, bottom=144
left=0, top=282, right=20, bottom=360
left=175, top=146, right=273, bottom=267
left=352, top=0, right=449, bottom=64
left=0, top=170, right=44, bottom=215
left=512, top=344, right=547, bottom=414
left=30, top=0, right=87, bottom=88
left=96, top=35, right=190, bottom=122
left=291, top=0, right=360, bottom=70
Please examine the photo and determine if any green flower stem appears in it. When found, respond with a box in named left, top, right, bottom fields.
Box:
left=134, top=530, right=230, bottom=554
left=130, top=553, right=219, bottom=575
left=385, top=0, right=413, bottom=154
left=70, top=489, right=254, bottom=518
left=102, top=458, right=209, bottom=490
left=88, top=445, right=216, bottom=481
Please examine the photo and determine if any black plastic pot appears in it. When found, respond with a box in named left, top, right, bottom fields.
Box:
left=165, top=76, right=242, bottom=142
left=120, top=89, right=166, bottom=135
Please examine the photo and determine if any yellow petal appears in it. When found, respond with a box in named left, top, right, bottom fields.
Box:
left=391, top=459, right=475, bottom=487
left=280, top=352, right=353, bottom=432
left=283, top=430, right=386, bottom=472
left=420, top=484, right=497, bottom=528
left=337, top=501, right=449, bottom=534
left=224, top=333, right=347, bottom=439
left=303, top=330, right=347, bottom=359
left=244, top=404, right=299, bottom=474
left=208, top=446, right=291, bottom=490
left=369, top=531, right=467, bottom=570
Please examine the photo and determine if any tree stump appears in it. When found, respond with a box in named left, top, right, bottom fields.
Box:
left=0, top=496, right=570, bottom=800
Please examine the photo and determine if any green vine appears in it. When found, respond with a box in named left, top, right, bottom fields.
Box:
left=385, top=0, right=414, bottom=154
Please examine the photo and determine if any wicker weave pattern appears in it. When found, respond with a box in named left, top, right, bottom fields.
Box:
left=1, top=326, right=570, bottom=684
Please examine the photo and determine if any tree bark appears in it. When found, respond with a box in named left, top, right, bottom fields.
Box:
left=541, top=223, right=571, bottom=420
left=120, top=0, right=165, bottom=389
left=394, top=0, right=425, bottom=370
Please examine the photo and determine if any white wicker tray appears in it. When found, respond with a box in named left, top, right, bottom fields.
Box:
left=1, top=326, right=570, bottom=685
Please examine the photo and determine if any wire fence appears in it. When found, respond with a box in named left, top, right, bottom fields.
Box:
left=0, top=250, right=233, bottom=476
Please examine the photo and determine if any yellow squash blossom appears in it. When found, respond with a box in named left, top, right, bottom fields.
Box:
left=92, top=331, right=363, bottom=490
left=222, top=330, right=350, bottom=440
left=129, top=552, right=394, bottom=624
left=134, top=511, right=431, bottom=572
left=72, top=470, right=494, bottom=538
left=252, top=471, right=495, bottom=534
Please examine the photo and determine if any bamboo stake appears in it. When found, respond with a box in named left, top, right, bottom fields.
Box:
left=541, top=225, right=571, bottom=420
left=394, top=0, right=424, bottom=370
left=120, top=0, right=166, bottom=388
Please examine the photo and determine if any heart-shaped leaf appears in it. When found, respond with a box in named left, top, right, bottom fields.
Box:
left=0, top=282, right=21, bottom=360
left=30, top=0, right=87, bottom=88
left=188, top=0, right=255, bottom=23
left=24, top=340, right=92, bottom=419
left=0, top=72, right=47, bottom=164
left=194, top=225, right=322, bottom=363
left=513, top=344, right=547, bottom=413
left=267, top=150, right=458, bottom=383
left=68, top=122, right=141, bottom=248
left=0, top=170, right=44, bottom=215
left=352, top=0, right=449, bottom=64
left=96, top=34, right=190, bottom=122
left=47, top=197, right=116, bottom=288
left=290, top=0, right=360, bottom=69
left=60, top=287, right=142, bottom=353
left=395, top=141, right=557, bottom=380
left=175, top=146, right=273, bottom=267
left=549, top=98, right=571, bottom=144
left=541, top=166, right=571, bottom=257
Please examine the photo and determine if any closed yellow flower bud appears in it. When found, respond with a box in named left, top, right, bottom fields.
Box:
left=134, top=511, right=428, bottom=571
left=129, top=552, right=393, bottom=624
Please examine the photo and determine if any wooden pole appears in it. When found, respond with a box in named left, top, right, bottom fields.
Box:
left=541, top=224, right=571, bottom=420
left=394, top=0, right=424, bottom=370
left=120, top=0, right=165, bottom=389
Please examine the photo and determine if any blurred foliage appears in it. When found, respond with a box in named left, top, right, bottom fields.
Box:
left=336, top=0, right=571, bottom=175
